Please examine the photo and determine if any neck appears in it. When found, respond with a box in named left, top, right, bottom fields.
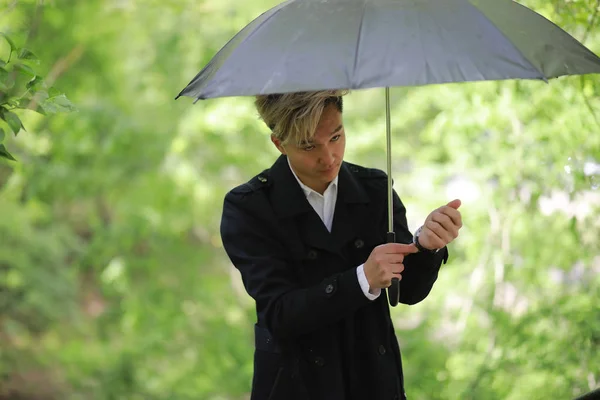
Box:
left=297, top=171, right=329, bottom=195
left=310, top=182, right=329, bottom=195
left=287, top=159, right=329, bottom=195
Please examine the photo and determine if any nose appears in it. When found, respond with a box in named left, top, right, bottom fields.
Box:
left=321, top=147, right=335, bottom=166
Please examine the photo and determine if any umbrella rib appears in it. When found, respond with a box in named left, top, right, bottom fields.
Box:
left=351, top=0, right=368, bottom=83
left=238, top=1, right=293, bottom=54
left=469, top=4, right=548, bottom=81
left=180, top=0, right=293, bottom=100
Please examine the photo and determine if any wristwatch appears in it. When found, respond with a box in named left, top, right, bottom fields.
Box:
left=413, top=226, right=440, bottom=254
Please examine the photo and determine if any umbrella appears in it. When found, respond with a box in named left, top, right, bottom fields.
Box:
left=176, top=0, right=600, bottom=307
left=573, top=388, right=600, bottom=400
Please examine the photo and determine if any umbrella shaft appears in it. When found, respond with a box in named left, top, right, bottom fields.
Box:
left=386, top=87, right=393, bottom=233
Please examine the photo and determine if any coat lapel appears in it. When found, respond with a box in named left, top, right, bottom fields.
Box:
left=269, top=155, right=334, bottom=254
left=269, top=156, right=370, bottom=256
left=330, top=163, right=371, bottom=251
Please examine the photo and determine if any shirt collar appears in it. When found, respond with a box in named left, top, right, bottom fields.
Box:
left=287, top=156, right=338, bottom=198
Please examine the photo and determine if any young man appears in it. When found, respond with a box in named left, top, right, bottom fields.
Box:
left=220, top=90, right=462, bottom=400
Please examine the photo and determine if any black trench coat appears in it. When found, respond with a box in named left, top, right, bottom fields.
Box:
left=220, top=155, right=448, bottom=400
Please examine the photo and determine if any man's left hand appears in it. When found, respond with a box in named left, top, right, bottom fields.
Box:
left=418, top=199, right=463, bottom=250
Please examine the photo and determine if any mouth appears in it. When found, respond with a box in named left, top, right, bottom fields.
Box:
left=321, top=164, right=338, bottom=173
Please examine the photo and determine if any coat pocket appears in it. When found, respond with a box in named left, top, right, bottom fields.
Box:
left=252, top=349, right=283, bottom=400
left=253, top=325, right=309, bottom=400
left=266, top=366, right=285, bottom=400
left=253, top=325, right=286, bottom=400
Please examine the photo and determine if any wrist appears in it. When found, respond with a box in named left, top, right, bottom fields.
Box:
left=357, top=264, right=380, bottom=300
left=364, top=267, right=377, bottom=290
left=365, top=274, right=375, bottom=291
left=413, top=226, right=440, bottom=253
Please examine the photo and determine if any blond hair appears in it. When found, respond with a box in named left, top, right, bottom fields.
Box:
left=255, top=90, right=349, bottom=146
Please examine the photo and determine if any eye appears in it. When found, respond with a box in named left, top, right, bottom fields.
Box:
left=331, top=134, right=341, bottom=142
left=302, top=145, right=316, bottom=151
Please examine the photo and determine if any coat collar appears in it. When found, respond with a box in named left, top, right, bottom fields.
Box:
left=269, top=154, right=369, bottom=220
left=267, top=155, right=371, bottom=255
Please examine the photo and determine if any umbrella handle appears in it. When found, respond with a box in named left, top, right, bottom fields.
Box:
left=387, top=231, right=400, bottom=307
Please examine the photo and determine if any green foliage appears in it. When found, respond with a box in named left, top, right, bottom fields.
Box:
left=0, top=0, right=599, bottom=399
left=0, top=32, right=75, bottom=161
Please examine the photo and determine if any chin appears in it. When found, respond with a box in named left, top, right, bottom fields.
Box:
left=322, top=166, right=340, bottom=180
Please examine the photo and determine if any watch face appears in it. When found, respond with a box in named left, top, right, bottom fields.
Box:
left=413, top=226, right=423, bottom=243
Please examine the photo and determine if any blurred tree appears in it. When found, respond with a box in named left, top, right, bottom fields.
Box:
left=0, top=0, right=598, bottom=399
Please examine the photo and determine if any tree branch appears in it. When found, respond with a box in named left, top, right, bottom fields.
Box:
left=26, top=45, right=84, bottom=111
left=581, top=0, right=600, bottom=45
left=578, top=0, right=600, bottom=129
left=580, top=76, right=600, bottom=129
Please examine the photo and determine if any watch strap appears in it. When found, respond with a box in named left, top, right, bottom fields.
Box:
left=413, top=226, right=439, bottom=254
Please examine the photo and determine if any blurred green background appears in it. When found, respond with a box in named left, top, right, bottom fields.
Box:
left=0, top=0, right=599, bottom=399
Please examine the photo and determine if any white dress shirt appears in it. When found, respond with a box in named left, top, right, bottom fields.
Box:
left=287, top=158, right=381, bottom=300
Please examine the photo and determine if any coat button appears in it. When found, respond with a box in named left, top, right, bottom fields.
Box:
left=378, top=345, right=386, bottom=355
left=314, top=356, right=325, bottom=367
left=307, top=249, right=318, bottom=260
left=325, top=284, right=334, bottom=294
left=354, top=238, right=364, bottom=248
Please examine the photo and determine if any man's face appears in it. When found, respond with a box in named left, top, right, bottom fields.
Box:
left=272, top=104, right=346, bottom=194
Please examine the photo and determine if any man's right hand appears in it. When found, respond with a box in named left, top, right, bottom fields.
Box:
left=364, top=243, right=419, bottom=290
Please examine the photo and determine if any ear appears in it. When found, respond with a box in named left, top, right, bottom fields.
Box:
left=271, top=135, right=286, bottom=155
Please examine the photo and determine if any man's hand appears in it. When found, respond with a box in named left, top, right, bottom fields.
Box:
left=418, top=199, right=463, bottom=250
left=364, top=243, right=418, bottom=290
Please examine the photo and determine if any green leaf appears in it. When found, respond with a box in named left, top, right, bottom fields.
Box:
left=0, top=32, right=17, bottom=53
left=17, top=48, right=38, bottom=62
left=34, top=105, right=47, bottom=115
left=0, top=60, right=5, bottom=67
left=13, top=63, right=35, bottom=76
left=0, top=144, right=16, bottom=161
left=42, top=94, right=77, bottom=114
left=26, top=90, right=49, bottom=115
left=0, top=127, right=4, bottom=141
left=13, top=94, right=47, bottom=115
left=48, top=87, right=61, bottom=97
left=29, top=90, right=48, bottom=115
left=2, top=110, right=24, bottom=135
left=0, top=67, right=14, bottom=90
left=34, top=90, right=49, bottom=102
left=7, top=97, right=22, bottom=107
left=26, top=75, right=44, bottom=89
left=13, top=98, right=30, bottom=108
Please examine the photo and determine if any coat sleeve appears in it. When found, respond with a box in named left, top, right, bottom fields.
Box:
left=391, top=188, right=449, bottom=305
left=220, top=189, right=372, bottom=340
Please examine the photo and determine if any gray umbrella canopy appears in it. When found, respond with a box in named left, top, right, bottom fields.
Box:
left=176, top=0, right=600, bottom=307
left=177, top=0, right=600, bottom=100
